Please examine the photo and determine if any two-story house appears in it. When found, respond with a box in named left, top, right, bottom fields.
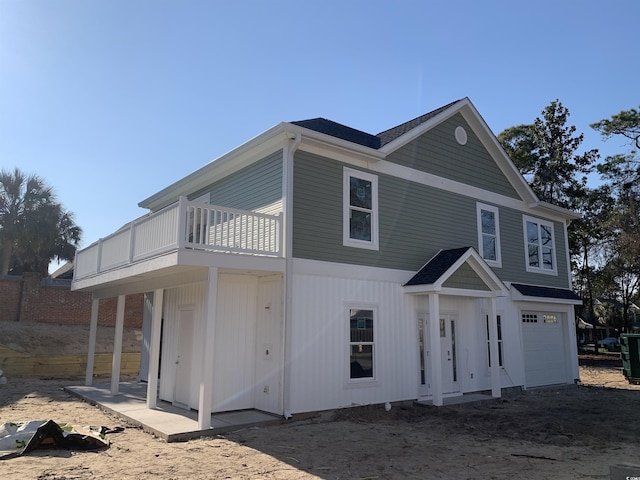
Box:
left=72, top=97, right=581, bottom=431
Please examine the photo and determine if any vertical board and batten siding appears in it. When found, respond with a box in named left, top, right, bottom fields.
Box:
left=211, top=274, right=258, bottom=412
left=289, top=274, right=418, bottom=414
left=386, top=113, right=521, bottom=200
left=292, top=151, right=572, bottom=288
left=190, top=150, right=284, bottom=212
left=159, top=280, right=207, bottom=407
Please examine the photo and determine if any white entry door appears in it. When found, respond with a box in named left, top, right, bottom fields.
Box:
left=174, top=307, right=194, bottom=408
left=418, top=314, right=459, bottom=397
left=440, top=315, right=458, bottom=394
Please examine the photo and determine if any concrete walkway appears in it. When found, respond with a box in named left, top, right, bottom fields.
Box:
left=65, top=382, right=282, bottom=442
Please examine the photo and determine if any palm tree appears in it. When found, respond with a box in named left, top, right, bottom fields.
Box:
left=0, top=168, right=81, bottom=275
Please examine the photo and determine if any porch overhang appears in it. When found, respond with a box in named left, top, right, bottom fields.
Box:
left=402, top=247, right=508, bottom=297
left=72, top=249, right=285, bottom=299
left=509, top=282, right=582, bottom=305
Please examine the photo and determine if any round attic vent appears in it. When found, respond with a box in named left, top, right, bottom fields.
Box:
left=455, top=126, right=468, bottom=145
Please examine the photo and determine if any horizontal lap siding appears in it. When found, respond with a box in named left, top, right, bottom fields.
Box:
left=497, top=207, right=570, bottom=288
left=293, top=151, right=477, bottom=271
left=387, top=113, right=521, bottom=199
left=191, top=150, right=283, bottom=212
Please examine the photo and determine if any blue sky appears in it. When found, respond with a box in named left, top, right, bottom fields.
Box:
left=1, top=0, right=638, bottom=266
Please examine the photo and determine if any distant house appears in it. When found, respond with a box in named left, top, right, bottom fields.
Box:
left=72, top=98, right=582, bottom=430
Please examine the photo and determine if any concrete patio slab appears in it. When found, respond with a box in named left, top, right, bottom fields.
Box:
left=65, top=382, right=282, bottom=442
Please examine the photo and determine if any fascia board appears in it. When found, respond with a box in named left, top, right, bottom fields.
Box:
left=528, top=201, right=581, bottom=221
left=378, top=99, right=467, bottom=155
left=285, top=123, right=385, bottom=163
left=433, top=248, right=508, bottom=296
left=139, top=124, right=290, bottom=211
left=379, top=97, right=540, bottom=206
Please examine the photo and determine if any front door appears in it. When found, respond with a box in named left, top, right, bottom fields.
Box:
left=174, top=307, right=194, bottom=408
left=418, top=314, right=459, bottom=397
left=439, top=315, right=458, bottom=394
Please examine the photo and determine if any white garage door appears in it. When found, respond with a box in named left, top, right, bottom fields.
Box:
left=522, top=311, right=567, bottom=388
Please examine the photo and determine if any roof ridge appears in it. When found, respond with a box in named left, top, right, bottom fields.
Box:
left=376, top=99, right=464, bottom=147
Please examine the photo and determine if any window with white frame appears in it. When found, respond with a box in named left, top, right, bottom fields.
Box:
left=485, top=314, right=504, bottom=367
left=343, top=168, right=378, bottom=250
left=523, top=215, right=556, bottom=274
left=349, top=308, right=375, bottom=380
left=477, top=203, right=501, bottom=267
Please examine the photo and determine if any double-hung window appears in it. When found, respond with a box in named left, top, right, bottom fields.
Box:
left=476, top=203, right=501, bottom=267
left=523, top=215, right=556, bottom=274
left=349, top=308, right=375, bottom=381
left=343, top=167, right=378, bottom=250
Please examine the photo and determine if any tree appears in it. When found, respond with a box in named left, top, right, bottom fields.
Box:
left=498, top=100, right=599, bottom=209
left=0, top=168, right=81, bottom=276
left=591, top=106, right=640, bottom=149
left=592, top=106, right=640, bottom=331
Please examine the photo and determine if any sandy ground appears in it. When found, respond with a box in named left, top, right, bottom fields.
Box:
left=1, top=322, right=639, bottom=479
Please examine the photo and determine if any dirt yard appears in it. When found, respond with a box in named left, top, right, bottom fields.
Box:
left=1, top=321, right=639, bottom=479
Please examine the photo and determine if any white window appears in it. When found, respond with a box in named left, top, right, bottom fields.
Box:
left=349, top=308, right=375, bottom=381
left=523, top=215, right=557, bottom=274
left=343, top=167, right=378, bottom=250
left=477, top=203, right=501, bottom=267
left=485, top=314, right=504, bottom=367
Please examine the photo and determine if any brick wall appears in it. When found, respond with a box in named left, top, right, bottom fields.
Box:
left=0, top=273, right=143, bottom=328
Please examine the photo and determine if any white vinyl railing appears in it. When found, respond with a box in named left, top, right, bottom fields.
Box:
left=74, top=197, right=283, bottom=280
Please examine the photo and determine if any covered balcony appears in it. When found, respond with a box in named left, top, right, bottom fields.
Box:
left=72, top=196, right=285, bottom=295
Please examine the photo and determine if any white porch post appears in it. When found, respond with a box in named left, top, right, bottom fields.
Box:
left=428, top=293, right=443, bottom=406
left=488, top=296, right=501, bottom=398
left=198, top=267, right=218, bottom=430
left=146, top=289, right=164, bottom=409
left=85, top=297, right=100, bottom=386
left=110, top=295, right=125, bottom=394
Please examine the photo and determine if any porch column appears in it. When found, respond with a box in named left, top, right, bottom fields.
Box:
left=428, top=293, right=443, bottom=406
left=146, top=289, right=164, bottom=409
left=85, top=297, right=100, bottom=386
left=110, top=295, right=125, bottom=394
left=198, top=267, right=218, bottom=430
left=488, top=296, right=501, bottom=398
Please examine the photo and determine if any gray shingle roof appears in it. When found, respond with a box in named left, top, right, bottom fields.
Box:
left=290, top=99, right=464, bottom=150
left=290, top=118, right=381, bottom=149
left=404, top=247, right=471, bottom=286
left=511, top=283, right=581, bottom=301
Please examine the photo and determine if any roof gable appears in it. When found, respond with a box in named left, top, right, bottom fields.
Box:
left=404, top=247, right=508, bottom=296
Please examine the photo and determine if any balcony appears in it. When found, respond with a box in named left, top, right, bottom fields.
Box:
left=74, top=197, right=283, bottom=282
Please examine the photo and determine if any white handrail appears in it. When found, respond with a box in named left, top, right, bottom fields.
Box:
left=74, top=197, right=283, bottom=280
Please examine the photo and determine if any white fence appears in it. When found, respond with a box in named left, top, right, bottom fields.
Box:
left=74, top=197, right=283, bottom=280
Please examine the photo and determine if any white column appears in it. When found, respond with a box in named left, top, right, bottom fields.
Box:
left=198, top=267, right=218, bottom=430
left=110, top=295, right=125, bottom=394
left=488, top=296, right=501, bottom=398
left=428, top=293, right=443, bottom=406
left=85, top=297, right=100, bottom=386
left=146, top=289, right=163, bottom=409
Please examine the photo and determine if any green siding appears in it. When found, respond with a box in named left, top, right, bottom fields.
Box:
left=292, top=151, right=570, bottom=288
left=386, top=113, right=521, bottom=200
left=443, top=264, right=490, bottom=290
left=189, top=150, right=283, bottom=211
